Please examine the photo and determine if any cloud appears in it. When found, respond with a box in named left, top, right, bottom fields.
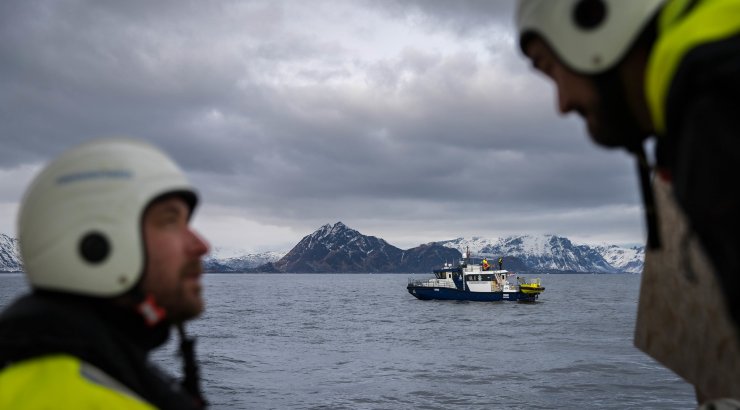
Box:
left=366, top=0, right=516, bottom=36
left=0, top=0, right=644, bottom=251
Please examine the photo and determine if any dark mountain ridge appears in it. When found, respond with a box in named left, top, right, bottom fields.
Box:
left=270, top=222, right=460, bottom=273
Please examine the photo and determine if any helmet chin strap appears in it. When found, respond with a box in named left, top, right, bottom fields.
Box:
left=629, top=142, right=662, bottom=250
left=177, top=323, right=208, bottom=408
left=131, top=286, right=207, bottom=407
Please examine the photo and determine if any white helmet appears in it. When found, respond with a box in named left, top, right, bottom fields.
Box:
left=516, top=0, right=664, bottom=73
left=18, top=138, right=198, bottom=297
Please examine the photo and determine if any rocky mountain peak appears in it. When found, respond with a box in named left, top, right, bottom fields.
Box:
left=270, top=222, right=458, bottom=273
left=302, top=221, right=387, bottom=252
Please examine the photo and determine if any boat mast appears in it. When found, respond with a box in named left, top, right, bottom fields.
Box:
left=463, top=246, right=470, bottom=291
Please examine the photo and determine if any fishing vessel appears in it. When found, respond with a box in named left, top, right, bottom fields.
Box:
left=406, top=248, right=544, bottom=302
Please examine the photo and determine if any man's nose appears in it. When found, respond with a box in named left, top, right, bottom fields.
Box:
left=558, top=87, right=573, bottom=115
left=187, top=228, right=210, bottom=256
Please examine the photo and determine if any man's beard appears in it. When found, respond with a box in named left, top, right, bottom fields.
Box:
left=171, top=261, right=204, bottom=322
left=591, top=69, right=648, bottom=152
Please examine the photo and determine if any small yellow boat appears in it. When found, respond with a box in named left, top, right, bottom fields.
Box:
left=518, top=278, right=545, bottom=295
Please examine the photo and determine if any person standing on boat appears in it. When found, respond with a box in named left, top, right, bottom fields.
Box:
left=0, top=138, right=210, bottom=409
left=516, top=0, right=740, bottom=404
left=482, top=258, right=490, bottom=271
left=498, top=257, right=503, bottom=270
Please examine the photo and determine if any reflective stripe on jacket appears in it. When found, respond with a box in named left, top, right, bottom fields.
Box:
left=646, top=0, right=740, bottom=135
left=0, top=354, right=155, bottom=409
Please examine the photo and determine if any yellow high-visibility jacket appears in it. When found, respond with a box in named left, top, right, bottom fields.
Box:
left=0, top=355, right=154, bottom=409
left=0, top=293, right=203, bottom=410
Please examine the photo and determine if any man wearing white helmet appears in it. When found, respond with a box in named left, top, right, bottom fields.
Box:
left=517, top=0, right=740, bottom=404
left=0, top=138, right=210, bottom=409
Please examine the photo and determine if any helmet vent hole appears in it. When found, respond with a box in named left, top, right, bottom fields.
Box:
left=79, top=232, right=110, bottom=264
left=573, top=0, right=606, bottom=30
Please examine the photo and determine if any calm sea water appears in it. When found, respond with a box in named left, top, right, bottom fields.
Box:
left=0, top=273, right=695, bottom=409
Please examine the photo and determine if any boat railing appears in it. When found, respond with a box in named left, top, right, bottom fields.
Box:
left=517, top=277, right=542, bottom=285
left=408, top=278, right=457, bottom=289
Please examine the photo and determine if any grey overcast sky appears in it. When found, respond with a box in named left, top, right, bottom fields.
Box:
left=0, top=0, right=644, bottom=253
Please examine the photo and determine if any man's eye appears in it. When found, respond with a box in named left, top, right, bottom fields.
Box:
left=160, top=214, right=180, bottom=225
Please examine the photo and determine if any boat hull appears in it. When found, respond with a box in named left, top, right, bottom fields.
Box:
left=407, top=285, right=536, bottom=302
left=519, top=284, right=545, bottom=295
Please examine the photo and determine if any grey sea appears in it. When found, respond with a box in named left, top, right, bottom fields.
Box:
left=0, top=273, right=695, bottom=409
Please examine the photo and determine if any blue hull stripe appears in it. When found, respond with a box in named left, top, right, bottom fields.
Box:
left=407, top=285, right=536, bottom=302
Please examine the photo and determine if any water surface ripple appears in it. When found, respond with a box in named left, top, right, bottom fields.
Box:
left=0, top=273, right=694, bottom=409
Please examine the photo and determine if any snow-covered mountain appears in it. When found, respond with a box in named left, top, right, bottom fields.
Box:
left=594, top=244, right=645, bottom=273
left=263, top=223, right=644, bottom=273
left=0, top=234, right=23, bottom=272
left=272, top=221, right=401, bottom=272
left=270, top=222, right=460, bottom=273
left=439, top=235, right=644, bottom=273
left=3, top=229, right=645, bottom=274
left=204, top=251, right=284, bottom=272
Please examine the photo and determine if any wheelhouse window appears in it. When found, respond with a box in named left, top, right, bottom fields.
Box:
left=466, top=274, right=493, bottom=281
